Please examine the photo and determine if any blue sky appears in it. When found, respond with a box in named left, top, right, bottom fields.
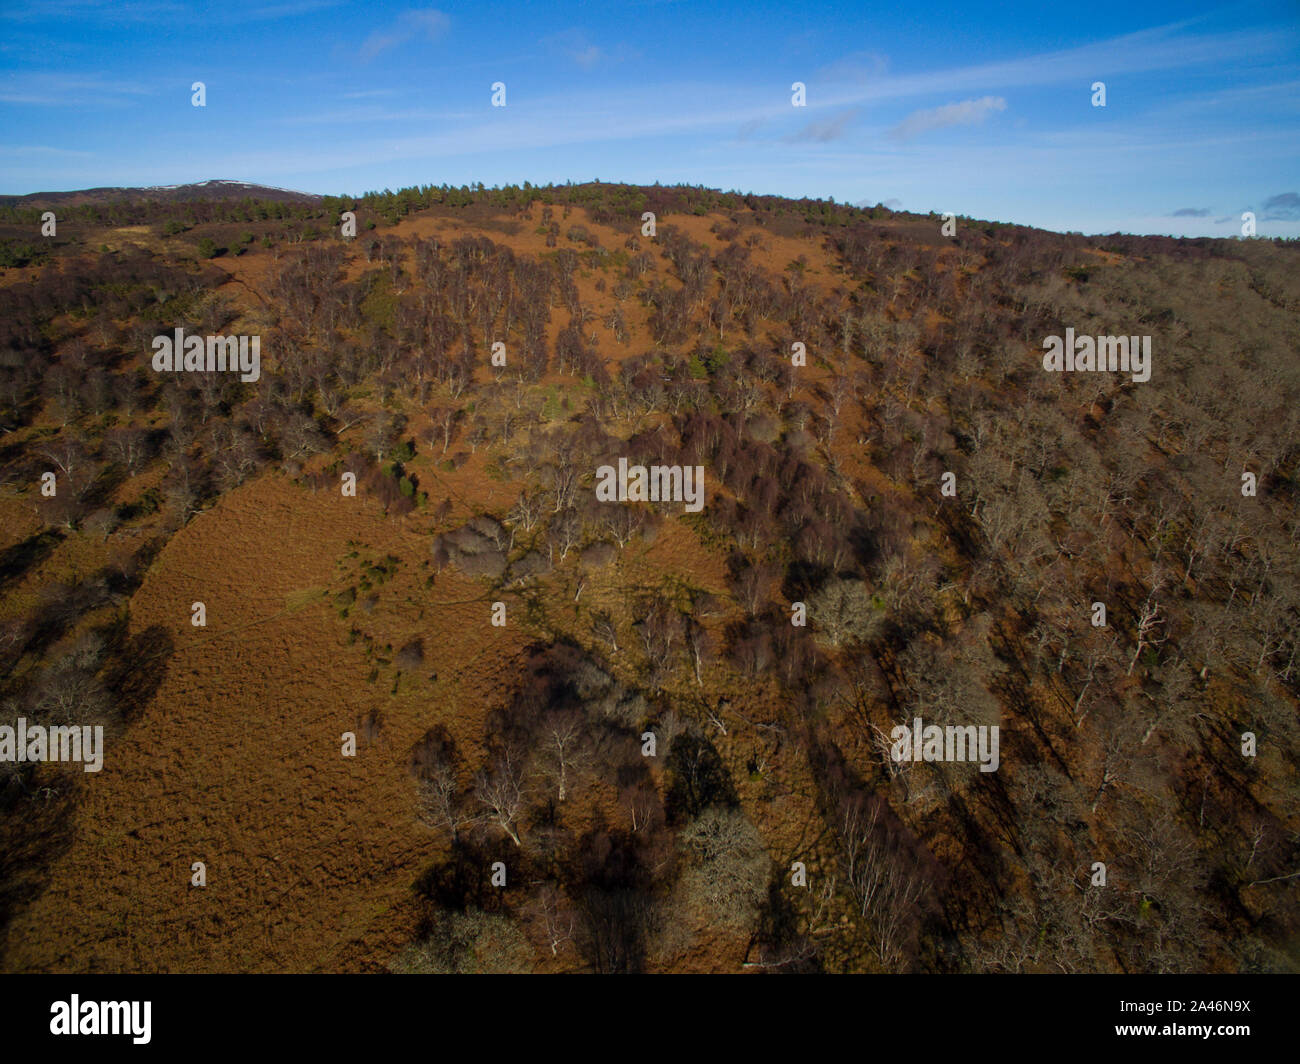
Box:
left=1, top=0, right=1297, bottom=236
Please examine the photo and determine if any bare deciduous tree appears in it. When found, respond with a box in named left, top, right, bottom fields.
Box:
left=839, top=795, right=932, bottom=969
left=416, top=754, right=476, bottom=844
left=1129, top=568, right=1169, bottom=675
left=590, top=609, right=619, bottom=653
left=536, top=709, right=587, bottom=803
left=475, top=752, right=527, bottom=847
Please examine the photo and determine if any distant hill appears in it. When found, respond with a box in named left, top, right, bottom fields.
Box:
left=0, top=179, right=323, bottom=209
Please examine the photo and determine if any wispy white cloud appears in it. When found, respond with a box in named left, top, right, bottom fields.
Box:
left=0, top=71, right=153, bottom=105
left=451, top=21, right=1294, bottom=154
left=277, top=104, right=473, bottom=125
left=359, top=9, right=450, bottom=62
left=1, top=0, right=340, bottom=23
left=811, top=23, right=1292, bottom=111
left=0, top=0, right=186, bottom=24
left=1, top=144, right=94, bottom=157
left=243, top=0, right=343, bottom=19
left=889, top=95, right=1005, bottom=141
left=817, top=51, right=889, bottom=84
left=789, top=107, right=862, bottom=142
left=540, top=28, right=628, bottom=69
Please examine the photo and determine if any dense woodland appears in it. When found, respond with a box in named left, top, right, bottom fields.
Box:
left=0, top=180, right=1297, bottom=973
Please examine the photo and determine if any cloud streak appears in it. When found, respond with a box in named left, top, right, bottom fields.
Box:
left=817, top=51, right=889, bottom=84
left=789, top=107, right=862, bottom=143
left=811, top=23, right=1291, bottom=112
left=542, top=29, right=606, bottom=69
left=1261, top=191, right=1300, bottom=220
left=360, top=9, right=449, bottom=62
left=889, top=95, right=1005, bottom=141
left=0, top=71, right=154, bottom=106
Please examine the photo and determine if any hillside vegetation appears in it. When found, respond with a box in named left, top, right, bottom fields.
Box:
left=0, top=181, right=1296, bottom=972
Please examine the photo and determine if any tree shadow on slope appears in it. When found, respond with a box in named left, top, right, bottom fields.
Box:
left=0, top=530, right=63, bottom=595
left=0, top=776, right=79, bottom=968
left=99, top=623, right=174, bottom=724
